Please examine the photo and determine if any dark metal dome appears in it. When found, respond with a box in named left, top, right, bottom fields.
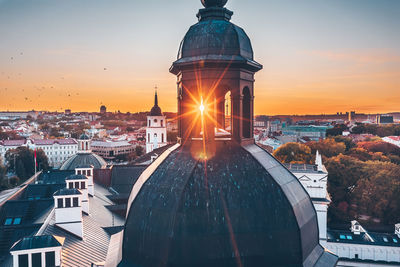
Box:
left=60, top=153, right=107, bottom=170
left=178, top=20, right=254, bottom=61
left=170, top=2, right=262, bottom=75
left=201, top=0, right=228, bottom=8
left=150, top=106, right=162, bottom=116
left=119, top=143, right=337, bottom=267
left=79, top=133, right=90, bottom=140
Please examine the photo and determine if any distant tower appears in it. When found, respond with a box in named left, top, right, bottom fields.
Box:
left=100, top=105, right=107, bottom=114
left=146, top=89, right=167, bottom=154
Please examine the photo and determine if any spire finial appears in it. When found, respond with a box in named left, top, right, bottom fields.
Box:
left=154, top=86, right=158, bottom=107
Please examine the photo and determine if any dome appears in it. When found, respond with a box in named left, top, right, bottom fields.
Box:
left=60, top=153, right=107, bottom=170
left=119, top=143, right=337, bottom=267
left=201, top=0, right=228, bottom=8
left=79, top=133, right=90, bottom=140
left=150, top=105, right=162, bottom=116
left=171, top=3, right=262, bottom=75
left=178, top=20, right=253, bottom=61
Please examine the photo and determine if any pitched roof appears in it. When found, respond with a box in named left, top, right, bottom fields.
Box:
left=65, top=175, right=88, bottom=181
left=10, top=235, right=63, bottom=252
left=53, top=188, right=81, bottom=196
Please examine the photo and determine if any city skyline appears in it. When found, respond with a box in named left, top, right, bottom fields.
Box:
left=0, top=0, right=399, bottom=115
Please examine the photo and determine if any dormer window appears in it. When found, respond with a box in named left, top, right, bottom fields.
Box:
left=10, top=235, right=64, bottom=267
left=65, top=198, right=71, bottom=208
left=4, top=218, right=13, bottom=225
left=73, top=197, right=79, bottom=207
left=57, top=198, right=63, bottom=208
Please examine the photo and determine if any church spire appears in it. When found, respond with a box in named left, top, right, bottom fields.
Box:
left=154, top=86, right=158, bottom=107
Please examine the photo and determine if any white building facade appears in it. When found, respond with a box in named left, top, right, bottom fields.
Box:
left=0, top=139, right=78, bottom=168
left=146, top=91, right=167, bottom=154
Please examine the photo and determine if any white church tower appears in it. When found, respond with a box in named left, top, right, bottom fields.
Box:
left=146, top=89, right=167, bottom=154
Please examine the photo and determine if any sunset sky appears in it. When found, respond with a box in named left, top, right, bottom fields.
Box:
left=0, top=0, right=399, bottom=115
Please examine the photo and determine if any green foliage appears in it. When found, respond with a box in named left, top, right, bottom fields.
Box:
left=273, top=143, right=312, bottom=164
left=167, top=131, right=178, bottom=143
left=307, top=138, right=346, bottom=158
left=326, top=124, right=348, bottom=137
left=325, top=155, right=365, bottom=222
left=135, top=146, right=144, bottom=157
left=273, top=136, right=400, bottom=225
left=5, top=147, right=49, bottom=181
left=333, top=136, right=356, bottom=151
left=352, top=123, right=400, bottom=137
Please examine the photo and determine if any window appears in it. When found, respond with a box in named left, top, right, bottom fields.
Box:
left=73, top=197, right=79, bottom=207
left=32, top=252, right=42, bottom=267
left=77, top=170, right=81, bottom=175
left=83, top=170, right=86, bottom=175
left=75, top=182, right=80, bottom=189
left=68, top=182, right=73, bottom=189
left=355, top=254, right=359, bottom=259
left=148, top=133, right=150, bottom=142
left=18, top=254, right=28, bottom=267
left=45, top=251, right=55, bottom=267
left=394, top=238, right=398, bottom=243
left=242, top=87, right=251, bottom=138
left=81, top=182, right=86, bottom=189
left=346, top=235, right=353, bottom=240
left=339, top=235, right=346, bottom=240
left=154, top=119, right=158, bottom=123
left=4, top=218, right=13, bottom=225
left=148, top=120, right=151, bottom=127
left=161, top=120, right=164, bottom=127
left=57, top=198, right=63, bottom=208
left=87, top=170, right=91, bottom=176
left=65, top=198, right=71, bottom=208
left=383, top=237, right=389, bottom=242
left=162, top=133, right=164, bottom=143
left=13, top=218, right=21, bottom=225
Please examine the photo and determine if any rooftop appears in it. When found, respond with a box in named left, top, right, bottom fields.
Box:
left=328, top=229, right=400, bottom=248
left=53, top=188, right=81, bottom=196
left=10, top=235, right=63, bottom=252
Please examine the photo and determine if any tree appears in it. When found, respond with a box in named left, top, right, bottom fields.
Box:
left=326, top=124, right=348, bottom=137
left=135, top=146, right=144, bottom=157
left=307, top=138, right=346, bottom=158
left=0, top=159, right=7, bottom=191
left=333, top=136, right=356, bottom=151
left=167, top=131, right=178, bottom=143
left=357, top=141, right=400, bottom=156
left=5, top=147, right=49, bottom=181
left=325, top=155, right=365, bottom=222
left=273, top=143, right=312, bottom=164
left=352, top=161, right=400, bottom=224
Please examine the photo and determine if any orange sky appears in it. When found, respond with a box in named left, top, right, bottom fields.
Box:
left=0, top=0, right=399, bottom=115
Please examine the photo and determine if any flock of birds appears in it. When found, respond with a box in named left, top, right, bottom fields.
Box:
left=1, top=51, right=109, bottom=111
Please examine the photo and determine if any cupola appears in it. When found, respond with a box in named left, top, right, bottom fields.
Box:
left=53, top=188, right=83, bottom=238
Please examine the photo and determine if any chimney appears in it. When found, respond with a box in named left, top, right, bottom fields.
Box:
left=350, top=220, right=374, bottom=242
left=315, top=151, right=323, bottom=172
left=350, top=220, right=362, bottom=235
left=66, top=174, right=89, bottom=214
left=10, top=235, right=64, bottom=267
left=75, top=165, right=95, bottom=196
left=53, top=188, right=83, bottom=238
left=395, top=223, right=400, bottom=238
